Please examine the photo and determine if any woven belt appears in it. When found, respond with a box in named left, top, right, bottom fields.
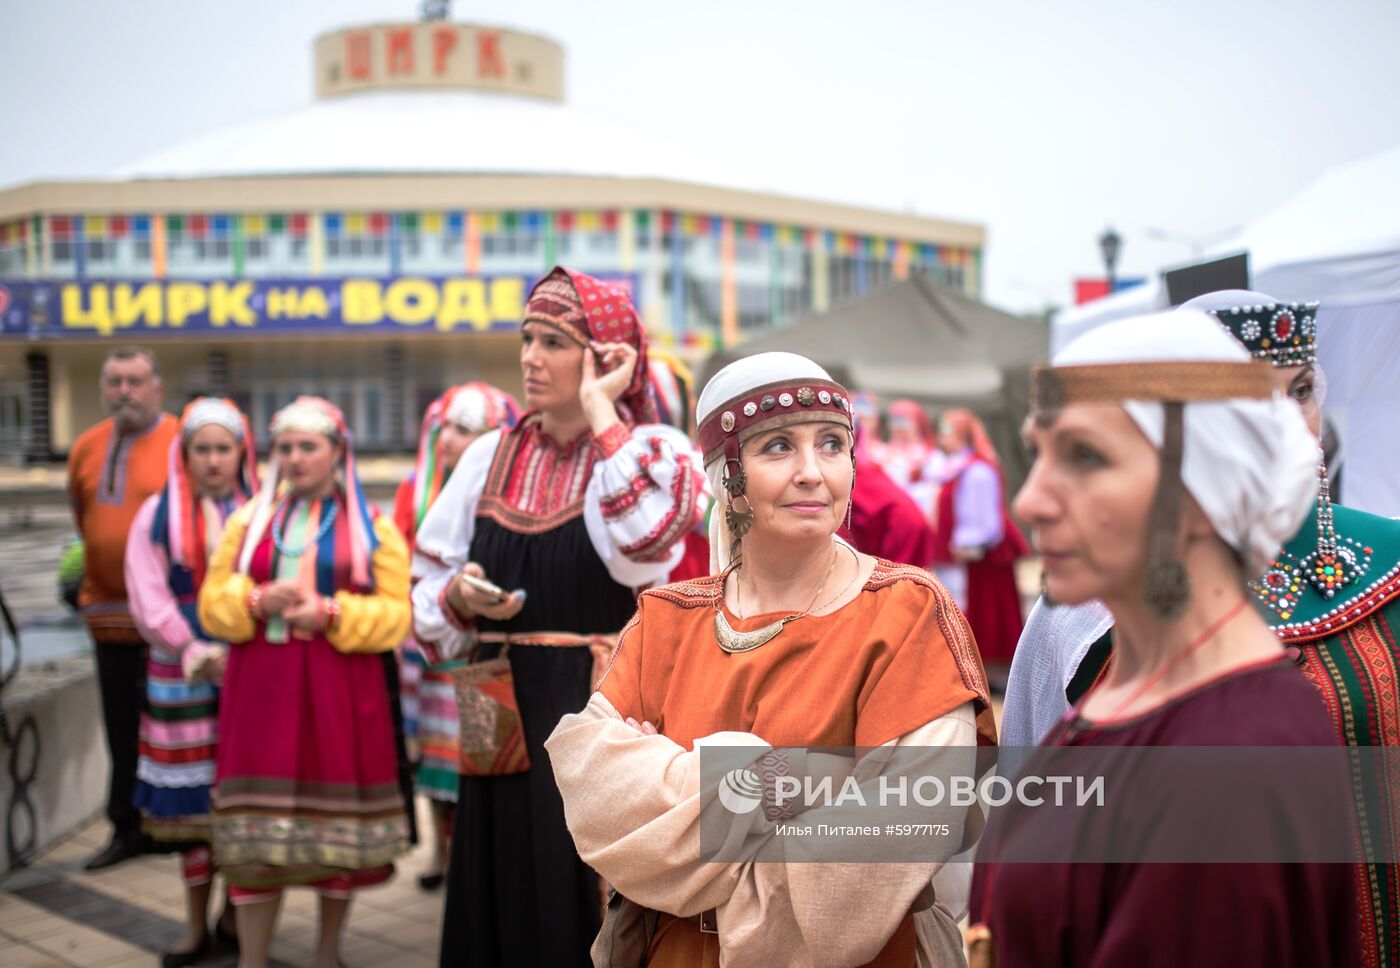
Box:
left=475, top=631, right=619, bottom=687
left=476, top=631, right=616, bottom=649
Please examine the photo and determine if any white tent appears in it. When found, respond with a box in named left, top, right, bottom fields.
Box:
left=1052, top=144, right=1400, bottom=516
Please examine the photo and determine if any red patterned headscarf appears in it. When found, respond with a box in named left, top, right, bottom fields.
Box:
left=523, top=266, right=657, bottom=425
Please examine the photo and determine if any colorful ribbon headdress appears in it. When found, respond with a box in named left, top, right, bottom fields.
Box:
left=411, top=382, right=520, bottom=530
left=238, top=396, right=379, bottom=588
left=165, top=397, right=257, bottom=573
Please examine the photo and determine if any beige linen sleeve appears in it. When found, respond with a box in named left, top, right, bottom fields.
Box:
left=547, top=694, right=979, bottom=967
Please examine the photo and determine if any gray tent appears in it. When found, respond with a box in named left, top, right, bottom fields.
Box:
left=699, top=275, right=1050, bottom=489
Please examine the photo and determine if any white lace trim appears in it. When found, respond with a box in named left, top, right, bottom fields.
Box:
left=138, top=758, right=215, bottom=788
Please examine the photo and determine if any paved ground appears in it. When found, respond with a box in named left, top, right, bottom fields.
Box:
left=0, top=799, right=446, bottom=967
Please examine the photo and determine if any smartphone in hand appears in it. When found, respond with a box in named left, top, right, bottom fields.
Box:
left=460, top=573, right=510, bottom=602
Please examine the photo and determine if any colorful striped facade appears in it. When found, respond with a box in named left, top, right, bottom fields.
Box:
left=0, top=209, right=979, bottom=349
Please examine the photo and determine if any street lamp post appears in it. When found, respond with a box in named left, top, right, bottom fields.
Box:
left=1099, top=226, right=1122, bottom=293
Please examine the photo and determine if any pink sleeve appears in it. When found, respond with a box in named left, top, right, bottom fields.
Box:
left=125, top=496, right=195, bottom=653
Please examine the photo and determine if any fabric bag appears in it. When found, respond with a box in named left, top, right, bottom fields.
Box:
left=592, top=887, right=659, bottom=968
left=450, top=649, right=531, bottom=776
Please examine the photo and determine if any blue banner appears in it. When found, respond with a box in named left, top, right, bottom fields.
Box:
left=0, top=274, right=637, bottom=339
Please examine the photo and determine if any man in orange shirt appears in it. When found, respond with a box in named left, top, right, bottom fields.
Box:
left=67, top=347, right=179, bottom=869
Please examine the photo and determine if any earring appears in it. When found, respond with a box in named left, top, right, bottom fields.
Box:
left=845, top=454, right=857, bottom=533
left=725, top=493, right=754, bottom=542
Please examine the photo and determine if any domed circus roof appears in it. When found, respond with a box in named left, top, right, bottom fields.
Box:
left=117, top=89, right=757, bottom=190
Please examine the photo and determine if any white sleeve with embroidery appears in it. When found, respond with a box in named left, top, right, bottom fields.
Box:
left=583, top=423, right=709, bottom=589
left=409, top=430, right=500, bottom=661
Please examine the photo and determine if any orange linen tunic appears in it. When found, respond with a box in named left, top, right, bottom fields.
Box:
left=599, top=559, right=997, bottom=967
left=67, top=413, right=180, bottom=643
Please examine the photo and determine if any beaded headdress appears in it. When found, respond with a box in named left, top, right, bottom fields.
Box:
left=1184, top=290, right=1354, bottom=605
left=1209, top=300, right=1319, bottom=367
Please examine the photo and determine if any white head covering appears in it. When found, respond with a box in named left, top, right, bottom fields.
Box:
left=444, top=385, right=495, bottom=432
left=696, top=352, right=852, bottom=572
left=1054, top=309, right=1318, bottom=574
left=182, top=398, right=244, bottom=439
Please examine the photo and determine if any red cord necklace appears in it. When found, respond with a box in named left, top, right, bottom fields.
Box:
left=1085, top=596, right=1250, bottom=725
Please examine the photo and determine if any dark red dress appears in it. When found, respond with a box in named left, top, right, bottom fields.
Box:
left=975, top=659, right=1358, bottom=966
left=930, top=456, right=1027, bottom=663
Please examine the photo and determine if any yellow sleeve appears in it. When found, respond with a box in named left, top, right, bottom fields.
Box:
left=328, top=514, right=412, bottom=655
left=197, top=502, right=257, bottom=644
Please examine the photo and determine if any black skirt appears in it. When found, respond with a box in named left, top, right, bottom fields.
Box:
left=440, top=513, right=638, bottom=968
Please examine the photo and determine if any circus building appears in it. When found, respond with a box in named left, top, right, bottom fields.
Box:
left=0, top=17, right=984, bottom=458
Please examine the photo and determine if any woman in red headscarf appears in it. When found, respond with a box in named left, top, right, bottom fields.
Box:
left=125, top=397, right=256, bottom=966
left=392, top=382, right=519, bottom=891
left=412, top=267, right=709, bottom=967
left=882, top=398, right=946, bottom=523
left=930, top=409, right=1028, bottom=668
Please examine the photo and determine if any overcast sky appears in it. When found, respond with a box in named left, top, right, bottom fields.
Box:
left=3, top=0, right=1398, bottom=312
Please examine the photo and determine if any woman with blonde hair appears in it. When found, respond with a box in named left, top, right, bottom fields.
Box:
left=549, top=351, right=997, bottom=966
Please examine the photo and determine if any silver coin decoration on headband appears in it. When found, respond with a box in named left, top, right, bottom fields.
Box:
left=778, top=393, right=794, bottom=407
left=743, top=402, right=757, bottom=417
left=721, top=411, right=736, bottom=433
left=818, top=390, right=832, bottom=405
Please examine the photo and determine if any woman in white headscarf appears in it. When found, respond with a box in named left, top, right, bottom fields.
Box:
left=392, top=381, right=519, bottom=891
left=126, top=397, right=256, bottom=966
left=967, top=310, right=1355, bottom=966
left=548, top=351, right=997, bottom=967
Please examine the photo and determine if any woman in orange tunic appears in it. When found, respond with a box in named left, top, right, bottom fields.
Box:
left=549, top=351, right=997, bottom=967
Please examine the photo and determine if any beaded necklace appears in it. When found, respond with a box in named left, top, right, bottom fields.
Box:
left=273, top=497, right=338, bottom=558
